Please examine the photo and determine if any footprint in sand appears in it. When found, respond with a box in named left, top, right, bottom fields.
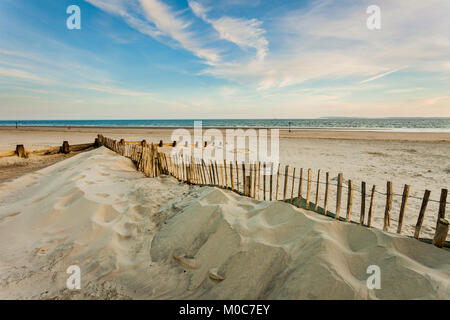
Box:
left=173, top=255, right=199, bottom=270
left=96, top=193, right=109, bottom=198
left=0, top=212, right=21, bottom=223
left=208, top=268, right=225, bottom=281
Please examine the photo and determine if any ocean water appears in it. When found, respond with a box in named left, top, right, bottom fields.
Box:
left=0, top=119, right=449, bottom=132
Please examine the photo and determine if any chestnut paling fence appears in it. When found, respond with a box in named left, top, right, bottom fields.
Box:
left=97, top=134, right=449, bottom=249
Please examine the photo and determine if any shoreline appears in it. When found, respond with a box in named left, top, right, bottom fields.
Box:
left=1, top=126, right=450, bottom=143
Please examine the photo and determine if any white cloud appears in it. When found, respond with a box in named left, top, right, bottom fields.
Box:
left=189, top=0, right=268, bottom=61
left=360, top=68, right=401, bottom=84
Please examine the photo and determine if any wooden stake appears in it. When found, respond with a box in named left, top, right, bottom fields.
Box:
left=397, top=184, right=410, bottom=234
left=432, top=218, right=449, bottom=248
left=242, top=163, right=246, bottom=194
left=224, top=160, right=228, bottom=189
left=215, top=161, right=220, bottom=186
left=245, top=175, right=251, bottom=197
left=346, top=179, right=354, bottom=222
left=283, top=165, right=289, bottom=201
left=306, top=169, right=312, bottom=209
left=253, top=163, right=257, bottom=198
left=235, top=161, right=239, bottom=192
left=269, top=163, right=274, bottom=201
left=290, top=168, right=296, bottom=204
left=335, top=173, right=343, bottom=219
left=257, top=162, right=261, bottom=200
left=437, top=189, right=448, bottom=228
left=314, top=169, right=321, bottom=212
left=263, top=162, right=266, bottom=201
left=297, top=168, right=303, bottom=208
left=275, top=163, right=281, bottom=200
left=360, top=181, right=366, bottom=225
left=219, top=162, right=224, bottom=187
left=323, top=172, right=330, bottom=215
left=384, top=181, right=393, bottom=232
left=230, top=162, right=234, bottom=191
left=414, top=190, right=431, bottom=239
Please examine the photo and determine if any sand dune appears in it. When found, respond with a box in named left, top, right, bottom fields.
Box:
left=0, top=147, right=448, bottom=299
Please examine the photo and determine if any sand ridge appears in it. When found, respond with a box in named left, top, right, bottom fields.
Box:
left=0, top=147, right=449, bottom=299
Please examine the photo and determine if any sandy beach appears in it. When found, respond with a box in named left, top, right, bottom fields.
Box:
left=0, top=127, right=449, bottom=299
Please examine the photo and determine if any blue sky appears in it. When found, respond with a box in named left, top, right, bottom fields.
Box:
left=0, top=0, right=449, bottom=119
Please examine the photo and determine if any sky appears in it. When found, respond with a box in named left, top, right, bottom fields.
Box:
left=0, top=0, right=449, bottom=120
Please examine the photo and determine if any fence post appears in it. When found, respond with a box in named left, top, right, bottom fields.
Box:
left=269, top=163, right=274, bottom=201
left=323, top=172, right=330, bottom=215
left=224, top=160, right=228, bottom=189
left=242, top=163, right=246, bottom=195
left=346, top=179, right=354, bottom=222
left=335, top=173, right=343, bottom=219
left=384, top=181, right=393, bottom=232
left=397, top=184, right=410, bottom=234
left=230, top=162, right=234, bottom=191
left=360, top=181, right=366, bottom=225
left=235, top=161, right=239, bottom=192
left=414, top=190, right=431, bottom=239
left=263, top=163, right=267, bottom=201
left=437, top=189, right=448, bottom=228
left=257, top=162, right=261, bottom=200
left=306, top=169, right=312, bottom=209
left=290, top=168, right=296, bottom=204
left=283, top=165, right=289, bottom=201
left=253, top=163, right=257, bottom=198
left=297, top=168, right=303, bottom=208
left=275, top=163, right=281, bottom=200
left=15, top=144, right=26, bottom=158
left=367, top=185, right=376, bottom=227
left=314, top=169, right=321, bottom=212
left=61, top=141, right=70, bottom=154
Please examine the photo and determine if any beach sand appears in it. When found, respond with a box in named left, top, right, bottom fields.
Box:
left=0, top=147, right=448, bottom=299
left=1, top=127, right=449, bottom=238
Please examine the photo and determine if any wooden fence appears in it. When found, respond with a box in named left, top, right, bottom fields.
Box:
left=97, top=134, right=449, bottom=249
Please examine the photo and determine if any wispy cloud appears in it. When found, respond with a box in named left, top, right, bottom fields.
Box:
left=360, top=68, right=401, bottom=84
left=189, top=0, right=268, bottom=61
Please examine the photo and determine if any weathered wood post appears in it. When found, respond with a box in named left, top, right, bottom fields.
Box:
left=306, top=169, right=312, bottom=209
left=314, top=169, right=321, bottom=212
left=257, top=162, right=261, bottom=200
left=323, top=172, right=330, bottom=215
left=360, top=181, right=366, bottom=225
left=346, top=179, right=354, bottom=222
left=15, top=144, right=27, bottom=158
left=230, top=162, right=234, bottom=191
left=414, top=190, right=431, bottom=239
left=283, top=165, right=289, bottom=201
left=172, top=141, right=177, bottom=147
left=433, top=218, right=449, bottom=248
left=437, top=189, right=448, bottom=228
left=242, top=163, right=246, bottom=195
left=384, top=181, right=393, bottom=232
left=297, top=168, right=304, bottom=208
left=397, top=184, right=410, bottom=234
left=159, top=140, right=163, bottom=147
left=94, top=138, right=100, bottom=147
left=235, top=161, right=239, bottom=192
left=269, top=163, right=274, bottom=201
left=275, top=163, right=281, bottom=200
left=61, top=141, right=70, bottom=154
left=335, top=173, right=343, bottom=219
left=224, top=160, right=228, bottom=189
left=290, top=168, right=296, bottom=204
left=367, top=185, right=376, bottom=227
left=253, top=163, right=257, bottom=198
left=263, top=162, right=267, bottom=201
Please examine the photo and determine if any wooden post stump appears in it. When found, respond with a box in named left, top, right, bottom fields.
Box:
left=120, top=139, right=125, bottom=145
left=61, top=141, right=70, bottom=154
left=159, top=140, right=163, bottom=147
left=15, top=144, right=27, bottom=158
left=94, top=138, right=100, bottom=147
left=433, top=218, right=449, bottom=248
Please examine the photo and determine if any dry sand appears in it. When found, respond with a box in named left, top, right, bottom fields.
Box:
left=0, top=147, right=449, bottom=299
left=1, top=127, right=449, bottom=239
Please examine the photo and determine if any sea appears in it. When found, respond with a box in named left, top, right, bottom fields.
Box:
left=0, top=119, right=449, bottom=132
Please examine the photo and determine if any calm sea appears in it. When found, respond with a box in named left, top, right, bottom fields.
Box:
left=0, top=119, right=449, bottom=132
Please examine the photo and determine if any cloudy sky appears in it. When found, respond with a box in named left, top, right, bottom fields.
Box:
left=0, top=0, right=449, bottom=119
